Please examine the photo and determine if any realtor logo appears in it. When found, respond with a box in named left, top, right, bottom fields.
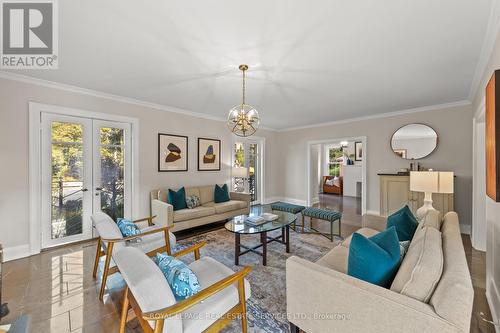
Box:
left=1, top=0, right=58, bottom=69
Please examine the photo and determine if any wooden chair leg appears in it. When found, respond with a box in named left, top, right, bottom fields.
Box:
left=238, top=278, right=248, bottom=333
left=164, top=229, right=172, bottom=255
left=99, top=242, right=114, bottom=301
left=92, top=237, right=101, bottom=278
left=119, top=286, right=130, bottom=333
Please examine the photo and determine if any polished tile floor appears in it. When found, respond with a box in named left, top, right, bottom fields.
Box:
left=0, top=197, right=495, bottom=332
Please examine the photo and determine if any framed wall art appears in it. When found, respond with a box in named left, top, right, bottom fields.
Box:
left=198, top=138, right=221, bottom=171
left=158, top=133, right=188, bottom=172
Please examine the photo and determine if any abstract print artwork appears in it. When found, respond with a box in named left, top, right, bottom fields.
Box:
left=198, top=138, right=221, bottom=171
left=158, top=133, right=188, bottom=172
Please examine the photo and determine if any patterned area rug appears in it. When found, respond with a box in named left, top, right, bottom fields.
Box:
left=174, top=227, right=342, bottom=332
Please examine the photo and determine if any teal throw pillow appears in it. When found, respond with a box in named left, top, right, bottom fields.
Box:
left=347, top=226, right=401, bottom=287
left=116, top=218, right=140, bottom=237
left=168, top=187, right=187, bottom=211
left=386, top=205, right=418, bottom=241
left=153, top=253, right=201, bottom=301
left=214, top=184, right=230, bottom=203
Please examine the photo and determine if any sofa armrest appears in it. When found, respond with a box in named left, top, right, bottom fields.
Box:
left=286, top=256, right=461, bottom=333
left=152, top=199, right=173, bottom=227
left=230, top=192, right=251, bottom=206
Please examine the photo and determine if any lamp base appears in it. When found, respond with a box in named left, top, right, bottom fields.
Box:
left=415, top=192, right=437, bottom=221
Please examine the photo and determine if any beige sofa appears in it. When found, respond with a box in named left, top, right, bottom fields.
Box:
left=150, top=185, right=250, bottom=232
left=286, top=211, right=474, bottom=333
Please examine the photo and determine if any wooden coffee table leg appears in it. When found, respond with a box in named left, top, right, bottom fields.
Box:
left=286, top=225, right=290, bottom=253
left=261, top=232, right=267, bottom=266
left=235, top=233, right=240, bottom=266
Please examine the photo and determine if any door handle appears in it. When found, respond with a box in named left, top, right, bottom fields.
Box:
left=82, top=188, right=88, bottom=192
left=95, top=187, right=103, bottom=191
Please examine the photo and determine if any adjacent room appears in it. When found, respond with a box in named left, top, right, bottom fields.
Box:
left=1, top=1, right=500, bottom=333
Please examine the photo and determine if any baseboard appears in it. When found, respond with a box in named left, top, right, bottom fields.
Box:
left=487, top=277, right=500, bottom=333
left=3, top=244, right=31, bottom=262
left=312, top=197, right=319, bottom=205
left=281, top=197, right=307, bottom=206
left=365, top=210, right=381, bottom=216
left=459, top=224, right=472, bottom=235
left=263, top=196, right=282, bottom=204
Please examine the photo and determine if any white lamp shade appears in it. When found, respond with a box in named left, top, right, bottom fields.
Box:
left=232, top=166, right=248, bottom=178
left=438, top=171, right=454, bottom=193
left=410, top=171, right=439, bottom=193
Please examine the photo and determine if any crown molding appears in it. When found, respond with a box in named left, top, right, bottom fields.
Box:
left=0, top=70, right=471, bottom=133
left=468, top=0, right=500, bottom=101
left=0, top=71, right=277, bottom=131
left=276, top=100, right=471, bottom=132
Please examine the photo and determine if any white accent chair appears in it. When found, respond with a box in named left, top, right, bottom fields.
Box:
left=91, top=212, right=177, bottom=301
left=114, top=244, right=252, bottom=333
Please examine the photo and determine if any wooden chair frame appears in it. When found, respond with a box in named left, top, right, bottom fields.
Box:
left=118, top=242, right=252, bottom=333
left=92, top=215, right=174, bottom=300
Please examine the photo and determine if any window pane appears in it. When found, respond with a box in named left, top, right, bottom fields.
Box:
left=100, top=127, right=124, bottom=146
left=51, top=139, right=84, bottom=239
left=99, top=146, right=124, bottom=220
left=52, top=122, right=83, bottom=143
left=234, top=143, right=245, bottom=167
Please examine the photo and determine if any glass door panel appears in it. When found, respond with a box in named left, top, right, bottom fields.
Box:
left=93, top=121, right=131, bottom=222
left=248, top=143, right=258, bottom=202
left=232, top=141, right=261, bottom=205
left=42, top=114, right=92, bottom=248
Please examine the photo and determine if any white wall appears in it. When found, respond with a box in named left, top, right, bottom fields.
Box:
left=0, top=77, right=279, bottom=259
left=310, top=144, right=320, bottom=203
left=275, top=104, right=474, bottom=224
left=471, top=18, right=500, bottom=326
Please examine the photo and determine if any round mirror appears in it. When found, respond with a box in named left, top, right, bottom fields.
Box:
left=391, top=124, right=438, bottom=160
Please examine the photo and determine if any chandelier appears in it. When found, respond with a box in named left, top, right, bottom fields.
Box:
left=227, top=64, right=260, bottom=137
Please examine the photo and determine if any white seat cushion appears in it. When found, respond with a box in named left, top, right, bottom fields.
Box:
left=181, top=257, right=251, bottom=333
left=173, top=206, right=216, bottom=222
left=315, top=245, right=349, bottom=273
left=340, top=227, right=379, bottom=248
left=211, top=200, right=246, bottom=214
left=128, top=229, right=176, bottom=254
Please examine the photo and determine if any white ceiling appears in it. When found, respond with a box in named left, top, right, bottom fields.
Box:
left=8, top=0, right=493, bottom=129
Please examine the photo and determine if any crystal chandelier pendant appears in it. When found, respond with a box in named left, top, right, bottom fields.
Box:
left=227, top=65, right=260, bottom=137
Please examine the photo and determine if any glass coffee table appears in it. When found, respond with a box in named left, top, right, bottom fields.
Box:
left=225, top=208, right=297, bottom=266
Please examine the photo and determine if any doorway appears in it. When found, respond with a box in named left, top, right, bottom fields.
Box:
left=38, top=112, right=132, bottom=249
left=232, top=138, right=264, bottom=205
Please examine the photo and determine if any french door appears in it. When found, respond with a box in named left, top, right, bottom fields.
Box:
left=232, top=140, right=262, bottom=205
left=41, top=113, right=131, bottom=248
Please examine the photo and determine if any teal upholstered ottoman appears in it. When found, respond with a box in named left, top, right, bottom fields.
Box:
left=270, top=202, right=306, bottom=214
left=301, top=207, right=342, bottom=241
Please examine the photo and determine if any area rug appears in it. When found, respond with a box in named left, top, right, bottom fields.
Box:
left=174, top=227, right=342, bottom=332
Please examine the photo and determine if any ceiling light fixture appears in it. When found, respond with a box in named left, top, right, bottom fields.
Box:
left=227, top=64, right=260, bottom=137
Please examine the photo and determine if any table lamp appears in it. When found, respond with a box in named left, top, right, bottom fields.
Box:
left=410, top=171, right=454, bottom=220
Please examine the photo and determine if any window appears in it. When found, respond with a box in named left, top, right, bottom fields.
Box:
left=327, top=146, right=344, bottom=176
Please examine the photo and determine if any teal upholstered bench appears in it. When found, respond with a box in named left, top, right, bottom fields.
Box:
left=301, top=207, right=342, bottom=242
left=271, top=202, right=306, bottom=214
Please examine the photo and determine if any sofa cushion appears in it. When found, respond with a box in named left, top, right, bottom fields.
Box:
left=421, top=209, right=441, bottom=230
left=386, top=205, right=418, bottom=241
left=390, top=226, right=443, bottom=303
left=315, top=244, right=349, bottom=273
left=211, top=200, right=246, bottom=214
left=173, top=206, right=216, bottom=222
left=168, top=187, right=187, bottom=211
left=185, top=187, right=201, bottom=199
left=347, top=226, right=400, bottom=287
left=340, top=227, right=379, bottom=248
left=214, top=184, right=230, bottom=203
left=158, top=189, right=169, bottom=203
left=198, top=185, right=215, bottom=204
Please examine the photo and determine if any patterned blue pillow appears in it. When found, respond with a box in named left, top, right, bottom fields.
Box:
left=153, top=253, right=201, bottom=301
left=116, top=218, right=140, bottom=237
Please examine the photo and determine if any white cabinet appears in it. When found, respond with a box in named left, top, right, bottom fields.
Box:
left=343, top=165, right=362, bottom=197
left=379, top=174, right=454, bottom=217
